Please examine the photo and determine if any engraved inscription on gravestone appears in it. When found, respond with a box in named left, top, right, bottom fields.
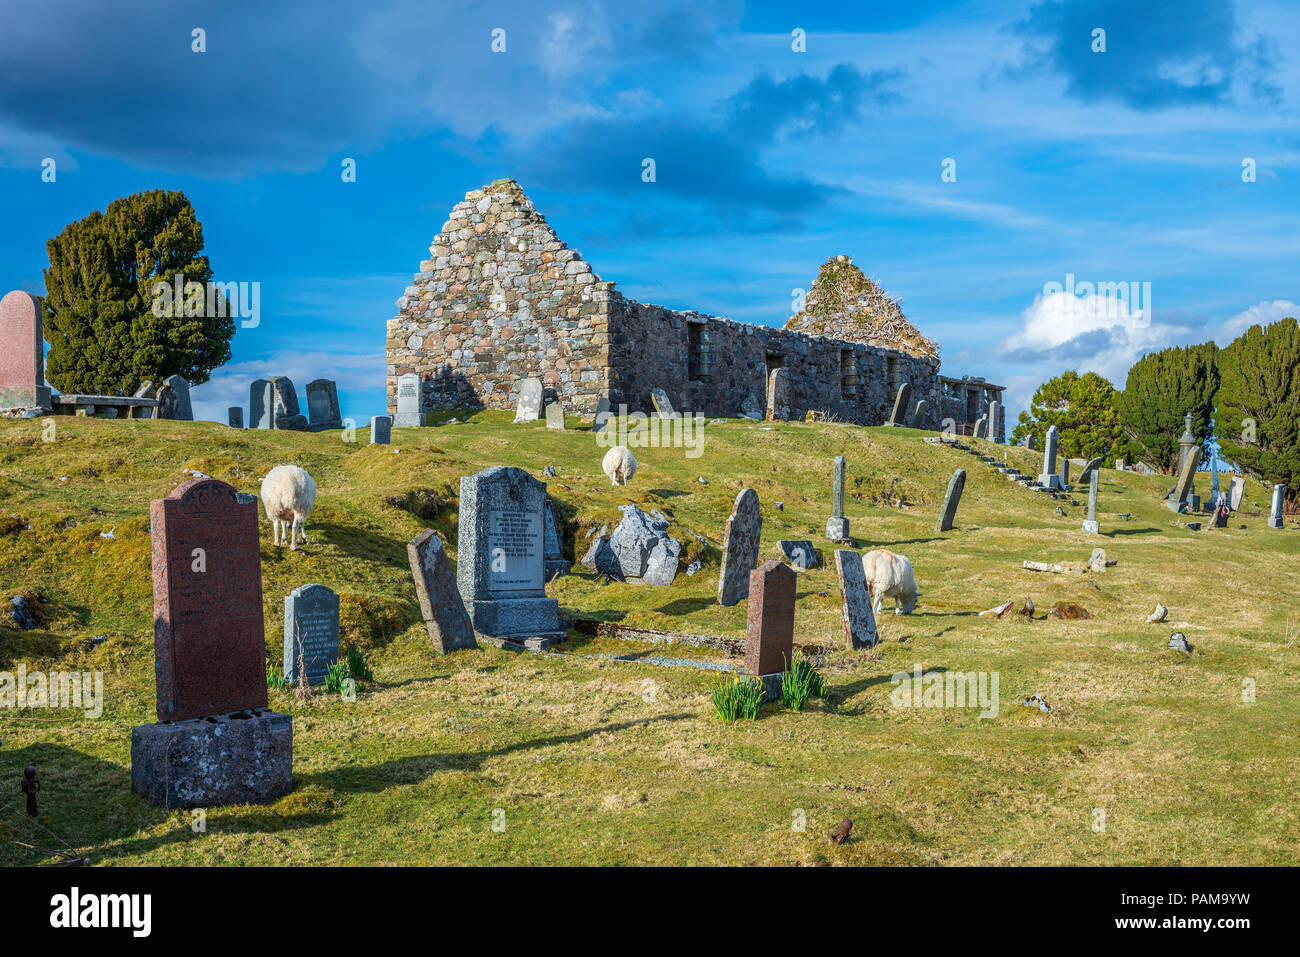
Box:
left=283, top=584, right=340, bottom=686
left=486, top=507, right=544, bottom=594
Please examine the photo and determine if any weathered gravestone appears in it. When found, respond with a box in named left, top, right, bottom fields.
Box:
left=370, top=415, right=391, bottom=444
left=456, top=466, right=565, bottom=649
left=408, top=529, right=477, bottom=653
left=826, top=455, right=850, bottom=540
left=834, top=549, right=878, bottom=649
left=1077, top=456, right=1103, bottom=487
left=936, top=469, right=966, bottom=532
left=270, top=376, right=308, bottom=430
left=1167, top=446, right=1199, bottom=512
left=132, top=380, right=156, bottom=419
left=650, top=388, right=679, bottom=418
left=1082, top=470, right=1100, bottom=534
left=987, top=400, right=1001, bottom=443
left=305, top=378, right=343, bottom=430
left=1061, top=459, right=1071, bottom=486
left=228, top=407, right=243, bottom=429
left=887, top=382, right=911, bottom=426
left=973, top=415, right=987, bottom=440
left=1038, top=425, right=1063, bottom=490
left=717, top=487, right=762, bottom=606
left=393, top=373, right=426, bottom=427
left=161, top=375, right=193, bottom=421
left=545, top=402, right=566, bottom=430
left=543, top=498, right=568, bottom=579
left=1228, top=475, right=1245, bottom=512
left=513, top=377, right=543, bottom=422
left=593, top=395, right=612, bottom=434
left=766, top=368, right=791, bottom=421
left=745, top=560, right=796, bottom=700
left=1268, top=484, right=1286, bottom=529
left=907, top=399, right=927, bottom=429
left=155, top=383, right=180, bottom=420
left=250, top=378, right=273, bottom=429
left=131, top=477, right=292, bottom=807
left=0, top=291, right=51, bottom=410
left=777, top=540, right=821, bottom=570
left=282, top=584, right=340, bottom=685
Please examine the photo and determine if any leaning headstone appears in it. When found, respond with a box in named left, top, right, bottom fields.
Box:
left=0, top=291, right=51, bottom=411
left=545, top=402, right=566, bottom=430
left=935, top=469, right=966, bottom=532
left=250, top=378, right=273, bottom=429
left=650, top=388, right=679, bottom=419
left=1077, top=456, right=1103, bottom=487
left=162, top=375, right=193, bottom=421
left=456, top=466, right=565, bottom=649
left=777, top=540, right=821, bottom=570
left=370, top=415, right=392, bottom=444
left=717, top=488, right=762, bottom=606
left=766, top=368, right=791, bottom=421
left=131, top=477, right=292, bottom=808
left=227, top=407, right=243, bottom=428
left=1228, top=475, right=1245, bottom=512
left=408, top=529, right=477, bottom=653
left=1082, top=470, right=1100, bottom=534
left=282, top=584, right=340, bottom=685
left=1038, top=425, right=1063, bottom=490
left=907, top=399, right=927, bottom=429
left=827, top=455, right=850, bottom=540
left=305, top=378, right=343, bottom=430
left=393, top=373, right=426, bottom=427
left=270, top=376, right=308, bottom=430
left=1268, top=484, right=1286, bottom=529
left=972, top=415, right=987, bottom=439
left=886, top=382, right=911, bottom=426
left=513, top=377, right=543, bottom=423
left=834, top=550, right=878, bottom=649
left=543, top=498, right=569, bottom=579
left=593, top=395, right=612, bottom=434
left=744, top=560, right=796, bottom=701
left=1167, top=447, right=1198, bottom=512
left=132, top=380, right=156, bottom=419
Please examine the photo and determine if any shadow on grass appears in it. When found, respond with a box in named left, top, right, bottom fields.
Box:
left=829, top=666, right=949, bottom=715
left=1105, top=527, right=1161, bottom=537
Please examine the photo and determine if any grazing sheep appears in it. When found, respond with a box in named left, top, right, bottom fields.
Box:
left=862, top=548, right=919, bottom=617
left=260, top=465, right=317, bottom=550
left=602, top=445, right=637, bottom=487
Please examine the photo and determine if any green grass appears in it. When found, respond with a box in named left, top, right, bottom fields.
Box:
left=1, top=412, right=1297, bottom=865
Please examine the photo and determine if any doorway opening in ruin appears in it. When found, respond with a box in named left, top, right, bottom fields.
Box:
left=765, top=352, right=784, bottom=378
left=886, top=355, right=898, bottom=393
left=966, top=388, right=979, bottom=424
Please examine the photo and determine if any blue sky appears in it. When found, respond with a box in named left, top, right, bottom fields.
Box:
left=1, top=0, right=1296, bottom=425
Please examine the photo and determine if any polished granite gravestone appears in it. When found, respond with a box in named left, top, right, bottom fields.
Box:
left=777, top=540, right=821, bottom=570
left=306, top=378, right=343, bottom=430
left=131, top=477, right=292, bottom=808
left=0, top=290, right=51, bottom=410
left=745, top=560, right=796, bottom=700
left=283, top=584, right=340, bottom=685
left=228, top=406, right=244, bottom=428
left=370, top=415, right=392, bottom=444
left=393, top=372, right=426, bottom=427
left=717, top=487, right=762, bottom=606
left=408, top=529, right=477, bottom=653
left=1269, top=484, right=1286, bottom=529
left=456, top=466, right=565, bottom=649
left=834, top=549, right=879, bottom=650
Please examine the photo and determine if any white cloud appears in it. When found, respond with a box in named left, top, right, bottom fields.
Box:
left=1217, top=299, right=1298, bottom=341
left=190, top=351, right=386, bottom=425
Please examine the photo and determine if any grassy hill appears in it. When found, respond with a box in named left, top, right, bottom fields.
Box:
left=1, top=412, right=1297, bottom=865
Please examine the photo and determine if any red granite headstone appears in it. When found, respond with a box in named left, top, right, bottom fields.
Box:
left=0, top=290, right=51, bottom=409
left=151, top=478, right=267, bottom=721
left=744, top=560, right=796, bottom=676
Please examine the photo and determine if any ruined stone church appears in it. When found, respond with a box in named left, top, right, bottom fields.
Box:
left=386, top=179, right=1004, bottom=438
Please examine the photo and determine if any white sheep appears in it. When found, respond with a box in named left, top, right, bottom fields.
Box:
left=862, top=548, right=919, bottom=616
left=602, top=445, right=637, bottom=487
left=260, top=465, right=317, bottom=550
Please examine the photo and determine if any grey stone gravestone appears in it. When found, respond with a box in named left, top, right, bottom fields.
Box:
left=1082, top=470, right=1100, bottom=534
left=228, top=407, right=243, bottom=429
left=834, top=549, right=878, bottom=649
left=987, top=401, right=1001, bottom=443
left=370, top=415, right=391, bottom=444
left=1168, top=447, right=1199, bottom=512
left=250, top=378, right=273, bottom=429
left=161, top=375, right=193, bottom=421
left=456, top=466, right=564, bottom=649
left=1229, top=475, right=1245, bottom=512
left=1038, top=425, right=1063, bottom=489
left=1268, top=484, right=1286, bottom=529
left=543, top=498, right=568, bottom=579
left=393, top=373, right=426, bottom=427
left=545, top=402, right=566, bottom=430
left=936, top=469, right=966, bottom=532
left=282, top=584, right=340, bottom=685
left=766, top=368, right=790, bottom=421
left=717, top=487, right=762, bottom=606
left=907, top=399, right=927, bottom=429
left=133, top=380, right=155, bottom=419
left=777, top=540, right=821, bottom=570
left=513, top=377, right=543, bottom=422
left=650, top=388, right=678, bottom=418
left=155, top=384, right=180, bottom=420
left=270, top=376, right=308, bottom=430
left=827, top=455, right=849, bottom=540
left=887, top=382, right=911, bottom=426
left=408, top=529, right=477, bottom=653
left=593, top=395, right=612, bottom=434
left=973, top=415, right=987, bottom=439
left=1077, top=456, right=1103, bottom=487
left=305, top=378, right=342, bottom=430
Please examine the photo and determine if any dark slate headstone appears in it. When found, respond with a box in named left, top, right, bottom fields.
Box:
left=717, top=487, right=762, bottom=606
left=149, top=478, right=266, bottom=721
left=935, top=468, right=966, bottom=532
left=826, top=455, right=849, bottom=540
left=282, top=584, right=340, bottom=685
left=887, top=382, right=911, bottom=426
left=777, top=540, right=821, bottom=570
left=305, top=378, right=342, bottom=430
left=270, top=376, right=308, bottom=430
left=1077, top=455, right=1103, bottom=487
left=228, top=407, right=243, bottom=429
left=593, top=395, right=612, bottom=434
left=456, top=466, right=564, bottom=648
left=162, top=375, right=193, bottom=421
left=155, top=384, right=179, bottom=420
left=408, top=529, right=477, bottom=653
left=834, top=549, right=878, bottom=649
left=907, top=399, right=927, bottom=429
left=745, top=560, right=796, bottom=685
left=250, top=378, right=273, bottom=429
left=370, top=415, right=392, bottom=444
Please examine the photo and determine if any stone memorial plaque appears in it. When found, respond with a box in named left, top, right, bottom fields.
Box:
left=485, top=507, right=544, bottom=594
left=150, top=478, right=267, bottom=721
left=283, top=584, right=340, bottom=685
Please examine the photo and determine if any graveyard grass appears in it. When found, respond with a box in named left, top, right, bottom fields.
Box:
left=1, top=412, right=1297, bottom=866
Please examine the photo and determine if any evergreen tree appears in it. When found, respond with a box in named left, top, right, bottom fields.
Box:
left=1009, top=370, right=1126, bottom=465
left=42, top=190, right=233, bottom=395
left=1117, top=343, right=1218, bottom=474
left=1214, top=316, right=1300, bottom=508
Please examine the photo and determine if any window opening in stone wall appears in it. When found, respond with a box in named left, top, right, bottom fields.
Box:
left=688, top=322, right=704, bottom=380
left=840, top=349, right=858, bottom=399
